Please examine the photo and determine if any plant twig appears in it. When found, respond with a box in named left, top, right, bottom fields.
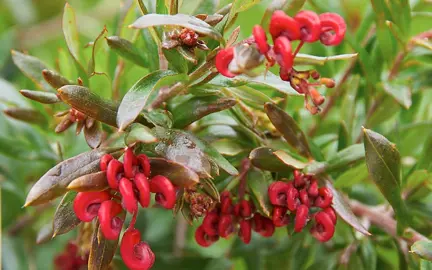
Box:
left=173, top=215, right=188, bottom=257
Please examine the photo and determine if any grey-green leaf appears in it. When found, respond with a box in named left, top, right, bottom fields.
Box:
left=249, top=147, right=293, bottom=172
left=247, top=169, right=273, bottom=218
left=149, top=158, right=200, bottom=187
left=52, top=191, right=81, bottom=237
left=20, top=90, right=61, bottom=104
left=410, top=240, right=432, bottom=261
left=125, top=123, right=157, bottom=145
left=106, top=36, right=148, bottom=67
left=11, top=50, right=52, bottom=91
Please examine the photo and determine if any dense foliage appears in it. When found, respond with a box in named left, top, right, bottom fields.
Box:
left=0, top=0, right=431, bottom=269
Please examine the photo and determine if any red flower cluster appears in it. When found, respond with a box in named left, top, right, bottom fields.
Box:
left=216, top=10, right=347, bottom=114
left=73, top=148, right=177, bottom=270
left=54, top=242, right=88, bottom=270
left=195, top=191, right=275, bottom=247
left=268, top=170, right=336, bottom=242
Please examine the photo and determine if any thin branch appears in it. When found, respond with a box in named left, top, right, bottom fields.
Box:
left=173, top=215, right=188, bottom=257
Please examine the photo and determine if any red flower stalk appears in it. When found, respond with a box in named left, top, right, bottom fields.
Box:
left=202, top=211, right=220, bottom=236
left=294, top=204, right=309, bottom=232
left=218, top=214, right=235, bottom=238
left=195, top=226, right=219, bottom=247
left=274, top=36, right=293, bottom=73
left=318, top=13, right=347, bottom=46
left=120, top=229, right=155, bottom=270
left=268, top=181, right=290, bottom=206
left=310, top=211, right=335, bottom=242
left=269, top=10, right=301, bottom=41
left=137, top=154, right=151, bottom=177
left=149, top=175, right=176, bottom=209
left=123, top=147, right=138, bottom=179
left=98, top=200, right=124, bottom=240
left=73, top=191, right=110, bottom=222
left=234, top=199, right=253, bottom=218
left=238, top=219, right=252, bottom=244
left=323, top=207, right=337, bottom=225
left=100, top=154, right=113, bottom=171
left=107, top=159, right=124, bottom=190
left=215, top=47, right=236, bottom=78
left=294, top=10, right=321, bottom=42
left=314, top=187, right=333, bottom=208
left=135, top=173, right=151, bottom=208
left=272, top=206, right=290, bottom=227
left=119, top=177, right=138, bottom=214
left=252, top=25, right=270, bottom=55
left=286, top=186, right=300, bottom=211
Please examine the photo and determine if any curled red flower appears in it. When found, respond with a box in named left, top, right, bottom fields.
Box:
left=107, top=159, right=124, bottom=190
left=120, top=229, right=155, bottom=270
left=269, top=10, right=301, bottom=41
left=123, top=148, right=138, bottom=179
left=293, top=170, right=306, bottom=188
left=310, top=211, right=335, bottom=242
left=294, top=204, right=309, bottom=232
left=137, top=154, right=151, bottom=177
left=202, top=211, right=220, bottom=236
left=299, top=189, right=310, bottom=208
left=234, top=199, right=253, bottom=218
left=287, top=186, right=300, bottom=212
left=274, top=36, right=293, bottom=73
left=100, top=154, right=113, bottom=171
left=323, top=207, right=337, bottom=225
left=134, top=173, right=151, bottom=208
left=238, top=219, right=252, bottom=244
left=294, top=10, right=321, bottom=42
left=150, top=175, right=176, bottom=209
left=195, top=226, right=219, bottom=247
left=98, top=200, right=124, bottom=240
left=260, top=217, right=275, bottom=237
left=218, top=214, right=234, bottom=238
left=268, top=181, right=290, bottom=206
left=215, top=47, right=236, bottom=78
left=308, top=180, right=319, bottom=197
left=73, top=191, right=110, bottom=222
left=272, top=206, right=290, bottom=227
left=252, top=25, right=270, bottom=54
left=319, top=13, right=347, bottom=46
left=220, top=192, right=234, bottom=214
left=314, top=187, right=333, bottom=208
left=119, top=177, right=138, bottom=214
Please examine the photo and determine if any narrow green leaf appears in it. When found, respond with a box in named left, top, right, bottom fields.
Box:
left=24, top=147, right=122, bottom=206
left=247, top=169, right=272, bottom=217
left=19, top=90, right=60, bottom=104
left=125, top=123, right=157, bottom=145
left=11, top=50, right=52, bottom=91
left=366, top=97, right=400, bottom=128
left=193, top=0, right=219, bottom=14
left=273, top=150, right=307, bottom=170
left=410, top=240, right=432, bottom=261
left=338, top=121, right=349, bottom=151
left=264, top=102, right=312, bottom=159
left=4, top=108, right=47, bottom=126
left=42, top=69, right=72, bottom=89
left=363, top=128, right=410, bottom=232
left=106, top=36, right=148, bottom=67
left=88, top=223, right=119, bottom=270
left=67, top=171, right=109, bottom=192
left=149, top=158, right=200, bottom=187
left=201, top=178, right=220, bottom=202
left=420, top=260, right=432, bottom=270
left=227, top=86, right=272, bottom=108
left=117, top=70, right=188, bottom=130
left=162, top=48, right=189, bottom=74
left=52, top=191, right=80, bottom=237
left=172, top=96, right=237, bottom=128
left=227, top=0, right=260, bottom=27
left=340, top=75, right=360, bottom=135
left=294, top=53, right=358, bottom=66
left=62, top=3, right=84, bottom=65
left=130, top=14, right=223, bottom=42
left=249, top=147, right=293, bottom=172
left=382, top=81, right=412, bottom=109
left=142, top=109, right=173, bottom=128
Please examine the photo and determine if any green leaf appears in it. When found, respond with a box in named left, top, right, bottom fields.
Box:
left=371, top=0, right=396, bottom=63
left=42, top=69, right=73, bottom=89
left=382, top=81, right=412, bottom=109
left=67, top=171, right=109, bottom=192
left=162, top=48, right=189, bottom=74
left=294, top=53, right=358, bottom=66
left=125, top=123, right=157, bottom=145
left=62, top=3, right=84, bottom=65
left=117, top=70, right=188, bottom=130
left=366, top=96, right=400, bottom=128
left=338, top=121, right=349, bottom=151
left=325, top=180, right=371, bottom=236
left=247, top=169, right=272, bottom=217
left=273, top=150, right=307, bottom=170
left=201, top=177, right=220, bottom=202
left=88, top=26, right=108, bottom=76
left=249, top=147, right=293, bottom=172
left=340, top=75, right=360, bottom=135
left=172, top=96, right=237, bottom=128
left=264, top=102, right=312, bottom=159
left=193, top=0, right=219, bottom=14
left=19, top=89, right=61, bottom=104
left=11, top=50, right=53, bottom=91
left=88, top=222, right=119, bottom=270
left=334, top=163, right=369, bottom=188
left=24, top=147, right=122, bottom=206
left=227, top=0, right=260, bottom=28
left=421, top=260, right=432, bottom=270
left=130, top=14, right=223, bottom=42
left=405, top=170, right=432, bottom=201
left=149, top=158, right=200, bottom=187
left=106, top=36, right=148, bottom=67
left=363, top=128, right=410, bottom=232
left=3, top=108, right=47, bottom=126
left=52, top=191, right=81, bottom=237
left=142, top=109, right=173, bottom=128
left=410, top=240, right=432, bottom=261
left=227, top=86, right=272, bottom=108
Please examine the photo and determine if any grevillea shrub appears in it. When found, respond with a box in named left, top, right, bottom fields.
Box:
left=1, top=0, right=431, bottom=269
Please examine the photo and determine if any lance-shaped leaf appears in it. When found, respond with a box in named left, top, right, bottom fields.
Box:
left=88, top=26, right=108, bottom=76
left=84, top=120, right=103, bottom=149
left=130, top=14, right=223, bottom=42
left=106, top=36, right=147, bottom=67
left=142, top=109, right=173, bottom=128
left=304, top=144, right=365, bottom=174
left=363, top=128, right=410, bottom=232
left=63, top=3, right=84, bottom=65
left=172, top=96, right=237, bottom=128
left=125, top=123, right=157, bottom=145
left=42, top=69, right=72, bottom=89
left=88, top=222, right=119, bottom=270
left=52, top=191, right=81, bottom=237
left=247, top=169, right=272, bottom=217
left=325, top=180, right=371, bottom=236
left=294, top=53, right=358, bottom=66
left=149, top=158, right=200, bottom=187
left=153, top=127, right=238, bottom=176
left=264, top=102, right=312, bottom=159
left=117, top=70, right=188, bottom=130
left=249, top=147, right=293, bottom=172
left=24, top=147, right=122, bottom=206
left=58, top=85, right=118, bottom=127
left=20, top=90, right=61, bottom=104
left=11, top=50, right=52, bottom=91
left=3, top=108, right=47, bottom=125
left=36, top=225, right=54, bottom=244
left=410, top=240, right=432, bottom=261
left=273, top=150, right=308, bottom=170
left=67, top=171, right=109, bottom=192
